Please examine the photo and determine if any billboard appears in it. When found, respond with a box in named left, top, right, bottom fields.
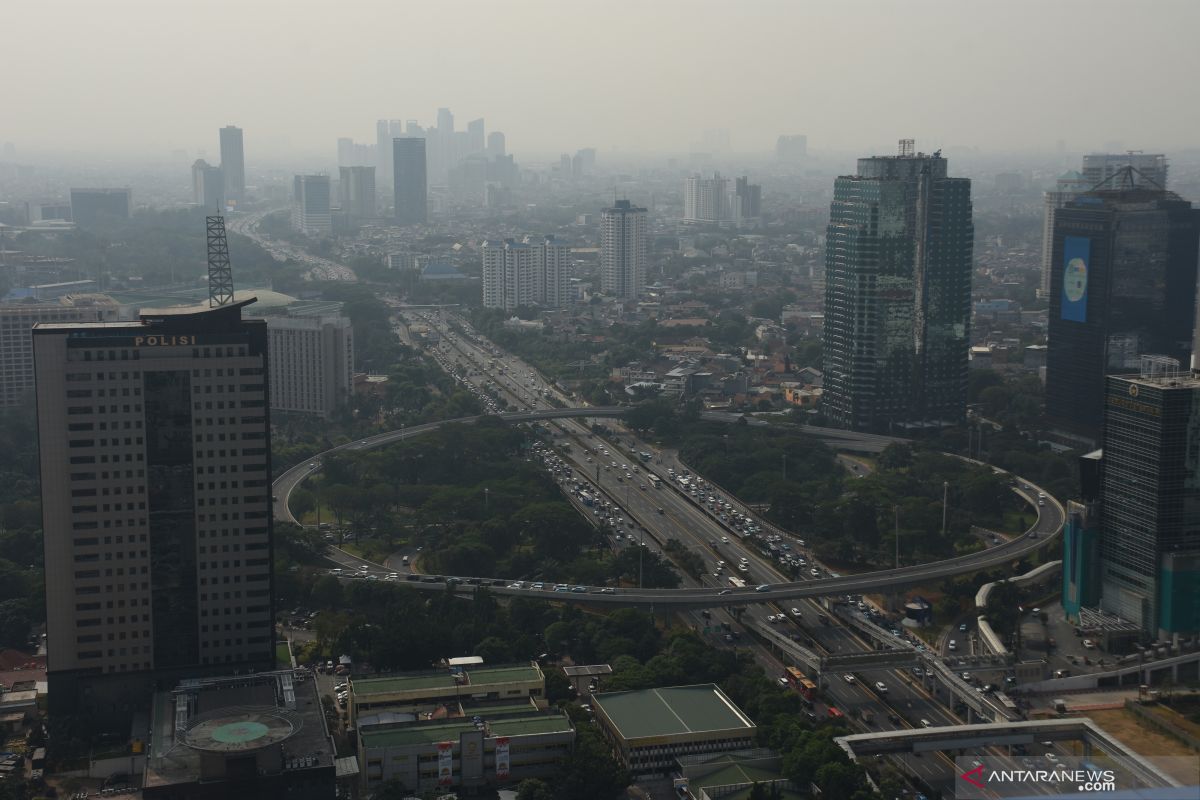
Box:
left=1061, top=236, right=1091, bottom=322
left=495, top=737, right=510, bottom=779
left=437, top=741, right=454, bottom=786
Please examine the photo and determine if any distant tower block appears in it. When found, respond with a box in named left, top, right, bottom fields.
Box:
left=206, top=215, right=235, bottom=307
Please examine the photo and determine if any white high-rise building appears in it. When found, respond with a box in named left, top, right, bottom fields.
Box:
left=683, top=174, right=729, bottom=224
left=292, top=174, right=332, bottom=236
left=535, top=235, right=570, bottom=309
left=260, top=305, right=354, bottom=419
left=481, top=237, right=572, bottom=311
left=600, top=200, right=647, bottom=299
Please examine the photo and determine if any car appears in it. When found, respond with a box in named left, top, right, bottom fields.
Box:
left=948, top=639, right=957, bottom=651
left=766, top=614, right=777, bottom=623
left=571, top=586, right=587, bottom=593
left=778, top=676, right=790, bottom=687
left=1045, top=752, right=1060, bottom=764
left=721, top=536, right=729, bottom=543
left=810, top=568, right=820, bottom=577
left=874, top=681, right=888, bottom=694
left=959, top=622, right=968, bottom=632
left=719, top=589, right=731, bottom=595
left=961, top=672, right=972, bottom=681
left=755, top=584, right=771, bottom=592
left=791, top=608, right=802, bottom=617
left=920, top=718, right=933, bottom=728
left=843, top=674, right=856, bottom=684
left=1082, top=639, right=1095, bottom=649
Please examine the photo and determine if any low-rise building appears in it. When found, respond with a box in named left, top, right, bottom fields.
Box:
left=351, top=663, right=545, bottom=721
left=592, top=684, right=756, bottom=775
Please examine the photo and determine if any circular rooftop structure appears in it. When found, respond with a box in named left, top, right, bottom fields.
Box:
left=182, top=708, right=299, bottom=753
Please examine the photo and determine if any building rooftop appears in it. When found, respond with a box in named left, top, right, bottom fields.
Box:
left=353, top=663, right=542, bottom=698
left=360, top=711, right=571, bottom=749
left=592, top=684, right=755, bottom=742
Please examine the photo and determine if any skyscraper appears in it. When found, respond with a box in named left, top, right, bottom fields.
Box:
left=339, top=165, right=377, bottom=219
left=482, top=236, right=572, bottom=311
left=731, top=176, right=762, bottom=227
left=487, top=131, right=506, bottom=158
left=191, top=159, right=224, bottom=210
left=535, top=235, right=571, bottom=309
left=600, top=200, right=647, bottom=300
left=393, top=138, right=427, bottom=225
left=1081, top=153, right=1168, bottom=189
left=467, top=118, right=485, bottom=154
left=218, top=125, right=245, bottom=206
left=375, top=119, right=403, bottom=185
left=35, top=299, right=274, bottom=720
left=1096, top=372, right=1200, bottom=638
left=1044, top=178, right=1200, bottom=439
left=776, top=134, right=808, bottom=161
left=292, top=174, right=332, bottom=236
left=1038, top=171, right=1091, bottom=298
left=821, top=144, right=974, bottom=432
left=683, top=174, right=729, bottom=225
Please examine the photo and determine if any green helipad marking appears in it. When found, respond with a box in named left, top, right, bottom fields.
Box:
left=211, top=720, right=270, bottom=744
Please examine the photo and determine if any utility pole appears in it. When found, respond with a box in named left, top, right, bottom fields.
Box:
left=942, top=481, right=949, bottom=537
left=894, top=504, right=900, bottom=569
left=484, top=487, right=490, bottom=513
left=782, top=453, right=787, bottom=481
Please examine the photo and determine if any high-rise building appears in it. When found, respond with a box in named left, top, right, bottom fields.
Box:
left=481, top=236, right=572, bottom=311
left=0, top=294, right=119, bottom=407
left=70, top=188, right=131, bottom=226
left=218, top=125, right=245, bottom=205
left=1038, top=171, right=1091, bottom=298
left=1081, top=153, right=1168, bottom=190
left=536, top=235, right=570, bottom=309
left=1044, top=180, right=1200, bottom=439
left=467, top=118, right=485, bottom=154
left=257, top=303, right=354, bottom=419
left=393, top=138, right=427, bottom=225
left=292, top=174, right=332, bottom=236
left=600, top=200, right=647, bottom=300
left=776, top=134, right=808, bottom=161
left=487, top=131, right=506, bottom=158
left=437, top=107, right=454, bottom=133
left=34, top=299, right=274, bottom=720
left=821, top=145, right=974, bottom=432
left=338, top=165, right=377, bottom=219
left=191, top=159, right=224, bottom=210
left=683, top=174, right=729, bottom=225
left=375, top=119, right=404, bottom=185
left=1096, top=372, right=1200, bottom=638
left=732, top=176, right=762, bottom=227
left=337, top=137, right=354, bottom=167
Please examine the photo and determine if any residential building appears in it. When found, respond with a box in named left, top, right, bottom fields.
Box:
left=338, top=166, right=377, bottom=219
left=731, top=176, right=762, bottom=226
left=481, top=236, right=571, bottom=311
left=592, top=685, right=757, bottom=775
left=820, top=145, right=974, bottom=432
left=683, top=174, right=728, bottom=224
left=537, top=235, right=570, bottom=308
left=1096, top=372, right=1200, bottom=638
left=34, top=299, right=274, bottom=722
left=69, top=188, right=131, bottom=226
left=292, top=175, right=332, bottom=236
left=600, top=200, right=647, bottom=299
left=0, top=294, right=120, bottom=407
left=219, top=125, right=245, bottom=206
left=393, top=138, right=427, bottom=225
left=1044, top=180, right=1200, bottom=439
left=143, top=671, right=335, bottom=800
left=259, top=305, right=353, bottom=419
left=191, top=159, right=224, bottom=210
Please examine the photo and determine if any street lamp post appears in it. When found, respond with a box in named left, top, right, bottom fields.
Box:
left=942, top=481, right=949, bottom=537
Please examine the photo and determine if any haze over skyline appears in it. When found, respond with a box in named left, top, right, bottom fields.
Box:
left=9, top=0, right=1200, bottom=161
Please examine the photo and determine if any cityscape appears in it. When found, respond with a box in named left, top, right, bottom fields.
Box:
left=2, top=2, right=1200, bottom=800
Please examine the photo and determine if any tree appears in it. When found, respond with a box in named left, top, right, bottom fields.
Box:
left=516, top=778, right=555, bottom=800
left=877, top=443, right=914, bottom=470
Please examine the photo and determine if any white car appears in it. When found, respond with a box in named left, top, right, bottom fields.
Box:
left=843, top=674, right=856, bottom=684
left=791, top=608, right=802, bottom=617
left=874, top=681, right=888, bottom=694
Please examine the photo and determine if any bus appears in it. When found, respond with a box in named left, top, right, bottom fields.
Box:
left=579, top=492, right=594, bottom=507
left=996, top=692, right=1020, bottom=717
left=785, top=666, right=805, bottom=686
left=648, top=475, right=662, bottom=489
left=727, top=576, right=747, bottom=589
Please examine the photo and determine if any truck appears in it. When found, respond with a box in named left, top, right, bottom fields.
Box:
left=1053, top=698, right=1067, bottom=714
left=859, top=708, right=875, bottom=724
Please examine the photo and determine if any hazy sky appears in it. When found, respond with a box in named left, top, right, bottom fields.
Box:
left=10, top=0, right=1200, bottom=161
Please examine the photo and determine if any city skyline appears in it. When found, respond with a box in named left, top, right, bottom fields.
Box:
left=5, top=0, right=1200, bottom=159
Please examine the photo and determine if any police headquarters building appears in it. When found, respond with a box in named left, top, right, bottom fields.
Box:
left=34, top=299, right=274, bottom=723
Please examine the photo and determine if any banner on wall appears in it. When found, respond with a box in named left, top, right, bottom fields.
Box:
left=1061, top=235, right=1091, bottom=323
left=495, top=737, right=510, bottom=779
left=438, top=741, right=454, bottom=785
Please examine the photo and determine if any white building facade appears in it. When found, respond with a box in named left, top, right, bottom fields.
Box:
left=600, top=200, right=647, bottom=299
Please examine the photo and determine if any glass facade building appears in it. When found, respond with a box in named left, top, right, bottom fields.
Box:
left=821, top=151, right=973, bottom=432
left=1045, top=187, right=1200, bottom=439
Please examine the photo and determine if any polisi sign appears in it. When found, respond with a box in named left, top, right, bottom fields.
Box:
left=132, top=334, right=196, bottom=347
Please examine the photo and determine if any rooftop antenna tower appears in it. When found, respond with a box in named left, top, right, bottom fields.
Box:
left=898, top=138, right=915, bottom=157
left=206, top=213, right=235, bottom=307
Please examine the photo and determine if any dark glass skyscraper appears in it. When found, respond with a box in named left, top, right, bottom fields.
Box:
left=821, top=148, right=973, bottom=432
left=393, top=137, right=427, bottom=225
left=1045, top=183, right=1200, bottom=439
left=219, top=125, right=245, bottom=206
left=1098, top=373, right=1200, bottom=638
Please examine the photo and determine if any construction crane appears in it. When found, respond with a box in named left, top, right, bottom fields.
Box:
left=206, top=214, right=235, bottom=307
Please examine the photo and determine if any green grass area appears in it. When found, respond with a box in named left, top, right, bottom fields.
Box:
left=276, top=641, right=292, bottom=668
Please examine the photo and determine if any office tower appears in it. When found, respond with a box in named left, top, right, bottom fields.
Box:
left=821, top=144, right=974, bottom=432
left=375, top=119, right=403, bottom=185
left=600, top=200, right=648, bottom=300
left=218, top=125, right=245, bottom=205
left=776, top=134, right=808, bottom=161
left=338, top=166, right=377, bottom=219
left=191, top=159, right=224, bottom=210
left=1038, top=171, right=1091, bottom=297
left=393, top=138, right=427, bottom=225
left=1044, top=178, right=1200, bottom=439
left=1096, top=372, right=1200, bottom=638
left=35, top=299, right=273, bottom=719
left=258, top=304, right=354, bottom=419
left=0, top=294, right=119, bottom=407
left=487, top=131, right=506, bottom=158
left=337, top=137, right=355, bottom=167
left=482, top=239, right=536, bottom=311
left=69, top=188, right=131, bottom=226
left=731, top=176, right=762, bottom=227
left=292, top=174, right=332, bottom=236
left=683, top=174, right=729, bottom=224
left=576, top=148, right=597, bottom=173
left=467, top=118, right=485, bottom=154
left=438, top=107, right=454, bottom=133
left=1081, top=153, right=1168, bottom=189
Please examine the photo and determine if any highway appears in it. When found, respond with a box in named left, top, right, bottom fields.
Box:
left=227, top=209, right=357, bottom=282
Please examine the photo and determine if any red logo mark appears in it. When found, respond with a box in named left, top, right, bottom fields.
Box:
left=961, top=765, right=986, bottom=788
